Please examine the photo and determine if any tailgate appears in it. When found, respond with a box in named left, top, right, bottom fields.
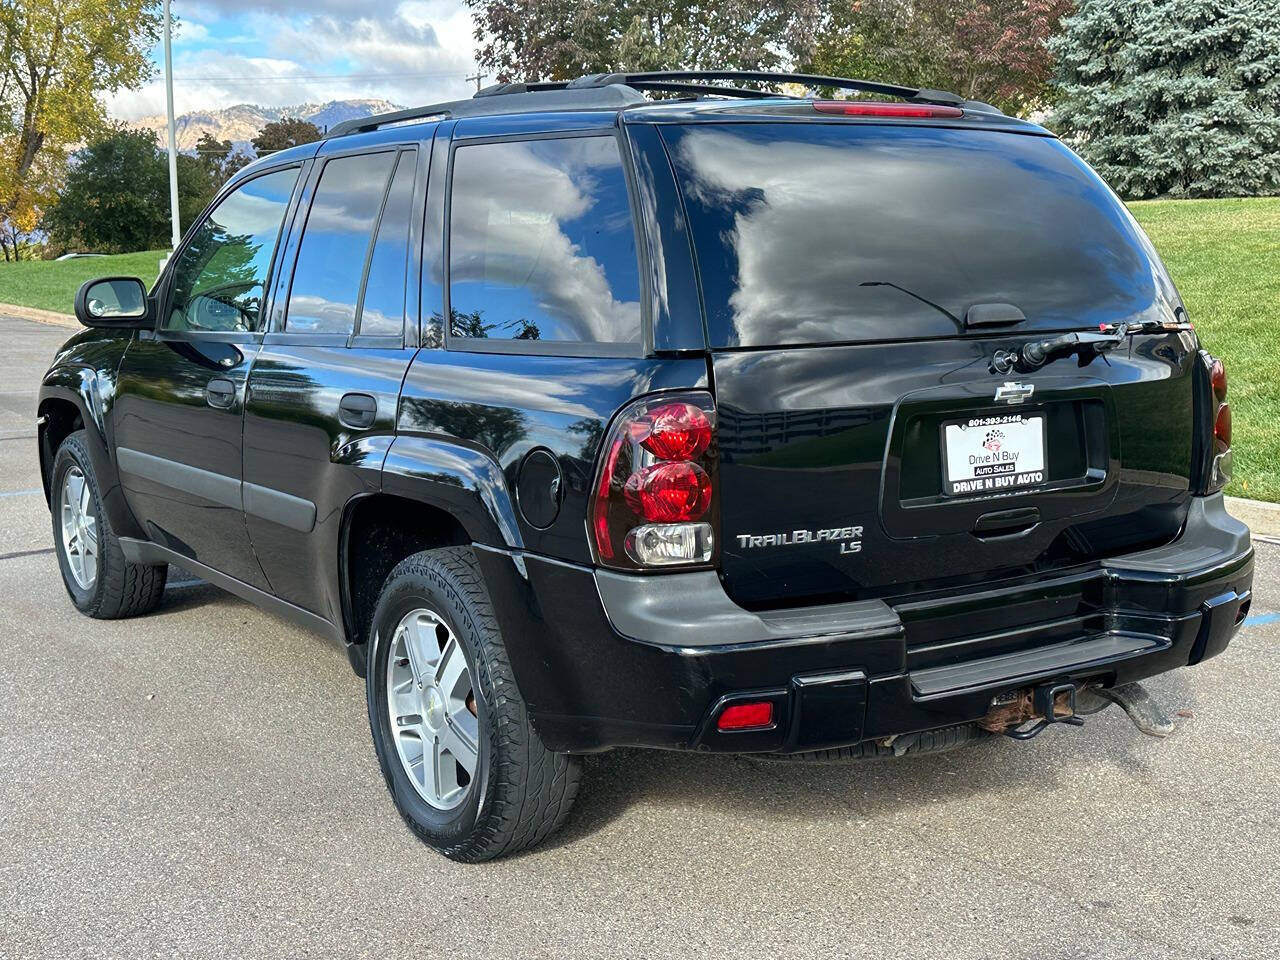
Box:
left=711, top=337, right=1196, bottom=608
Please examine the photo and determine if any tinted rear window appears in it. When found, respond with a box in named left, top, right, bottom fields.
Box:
left=662, top=123, right=1175, bottom=348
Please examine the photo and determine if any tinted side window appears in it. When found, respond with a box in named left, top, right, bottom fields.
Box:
left=357, top=151, right=416, bottom=338
left=286, top=151, right=397, bottom=335
left=165, top=167, right=299, bottom=332
left=448, top=136, right=641, bottom=345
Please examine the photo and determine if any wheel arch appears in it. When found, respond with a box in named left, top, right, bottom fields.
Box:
left=341, top=436, right=528, bottom=676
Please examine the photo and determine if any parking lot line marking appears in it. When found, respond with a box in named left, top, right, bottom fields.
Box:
left=0, top=487, right=41, bottom=498
left=0, top=547, right=53, bottom=561
left=1243, top=612, right=1280, bottom=628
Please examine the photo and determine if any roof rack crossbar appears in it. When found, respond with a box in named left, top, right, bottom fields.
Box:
left=620, top=80, right=793, bottom=100
left=568, top=70, right=967, bottom=106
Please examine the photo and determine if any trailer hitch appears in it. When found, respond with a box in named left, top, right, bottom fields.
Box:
left=1001, top=683, right=1084, bottom=740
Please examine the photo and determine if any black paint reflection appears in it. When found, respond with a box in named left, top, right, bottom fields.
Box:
left=662, top=123, right=1181, bottom=348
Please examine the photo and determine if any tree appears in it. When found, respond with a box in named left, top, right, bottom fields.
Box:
left=464, top=0, right=821, bottom=81
left=1050, top=0, right=1280, bottom=198
left=252, top=117, right=321, bottom=155
left=807, top=0, right=1070, bottom=114
left=43, top=128, right=215, bottom=254
left=195, top=132, right=252, bottom=188
left=0, top=1, right=160, bottom=231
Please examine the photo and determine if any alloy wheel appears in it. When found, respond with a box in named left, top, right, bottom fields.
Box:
left=386, top=607, right=480, bottom=810
left=59, top=466, right=98, bottom=590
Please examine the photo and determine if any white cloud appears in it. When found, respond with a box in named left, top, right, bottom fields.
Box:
left=110, top=1, right=476, bottom=121
left=175, top=21, right=209, bottom=44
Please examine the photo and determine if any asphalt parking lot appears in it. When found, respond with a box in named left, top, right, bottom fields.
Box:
left=1, top=313, right=1277, bottom=959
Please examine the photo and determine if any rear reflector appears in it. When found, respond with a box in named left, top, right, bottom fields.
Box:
left=717, top=701, right=775, bottom=731
left=813, top=100, right=964, bottom=119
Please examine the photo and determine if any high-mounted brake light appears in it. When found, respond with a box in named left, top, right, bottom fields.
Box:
left=590, top=392, right=719, bottom=570
left=812, top=100, right=964, bottom=119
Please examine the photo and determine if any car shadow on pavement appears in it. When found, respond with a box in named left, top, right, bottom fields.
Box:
left=544, top=670, right=1198, bottom=853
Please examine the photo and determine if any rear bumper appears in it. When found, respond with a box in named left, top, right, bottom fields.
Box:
left=478, top=494, right=1253, bottom=754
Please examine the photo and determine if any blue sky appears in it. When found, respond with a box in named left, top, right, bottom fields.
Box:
left=109, top=0, right=479, bottom=120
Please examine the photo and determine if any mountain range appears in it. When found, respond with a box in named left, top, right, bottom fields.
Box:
left=133, top=99, right=405, bottom=153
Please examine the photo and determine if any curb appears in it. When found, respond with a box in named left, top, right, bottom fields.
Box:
left=1226, top=496, right=1280, bottom=541
left=0, top=303, right=78, bottom=328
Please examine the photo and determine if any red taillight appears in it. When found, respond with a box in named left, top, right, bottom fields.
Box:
left=637, top=402, right=712, bottom=461
left=589, top=392, right=718, bottom=569
left=592, top=433, right=626, bottom=560
left=624, top=461, right=712, bottom=523
left=1205, top=354, right=1232, bottom=490
left=812, top=100, right=964, bottom=119
left=1215, top=403, right=1232, bottom=449
left=717, top=701, right=775, bottom=732
left=1211, top=359, right=1227, bottom=402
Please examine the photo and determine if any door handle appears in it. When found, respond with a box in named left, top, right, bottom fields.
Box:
left=206, top=377, right=236, bottom=409
left=338, top=392, right=377, bottom=429
left=972, top=506, right=1040, bottom=539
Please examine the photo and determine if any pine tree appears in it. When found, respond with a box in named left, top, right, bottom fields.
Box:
left=1050, top=0, right=1280, bottom=198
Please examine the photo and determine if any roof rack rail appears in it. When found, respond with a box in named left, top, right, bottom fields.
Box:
left=565, top=70, right=968, bottom=107
left=324, top=83, right=644, bottom=138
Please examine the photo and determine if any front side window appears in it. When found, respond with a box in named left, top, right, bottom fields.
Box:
left=448, top=136, right=641, bottom=346
left=285, top=151, right=398, bottom=335
left=165, top=166, right=299, bottom=332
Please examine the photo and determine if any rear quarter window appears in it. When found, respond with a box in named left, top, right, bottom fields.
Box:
left=447, top=135, right=642, bottom=347
left=661, top=123, right=1180, bottom=348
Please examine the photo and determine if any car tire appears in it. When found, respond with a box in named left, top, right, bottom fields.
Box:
left=51, top=430, right=167, bottom=618
left=366, top=546, right=581, bottom=862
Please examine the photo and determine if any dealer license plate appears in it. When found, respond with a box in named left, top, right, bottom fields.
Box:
left=943, top=414, right=1046, bottom=496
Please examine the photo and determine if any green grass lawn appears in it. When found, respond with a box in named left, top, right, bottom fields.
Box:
left=0, top=249, right=167, bottom=314
left=1, top=200, right=1276, bottom=499
left=1129, top=197, right=1280, bottom=501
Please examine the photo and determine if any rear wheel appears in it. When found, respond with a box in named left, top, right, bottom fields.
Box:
left=366, top=546, right=581, bottom=862
left=51, top=431, right=167, bottom=618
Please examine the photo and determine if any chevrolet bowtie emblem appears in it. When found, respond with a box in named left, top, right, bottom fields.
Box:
left=995, top=381, right=1034, bottom=404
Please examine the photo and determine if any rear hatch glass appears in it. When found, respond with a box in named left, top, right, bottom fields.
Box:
left=660, top=122, right=1177, bottom=348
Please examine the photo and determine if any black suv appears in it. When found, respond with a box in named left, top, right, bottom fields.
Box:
left=39, top=72, right=1254, bottom=861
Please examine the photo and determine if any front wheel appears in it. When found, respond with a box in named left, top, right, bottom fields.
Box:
left=50, top=431, right=167, bottom=618
left=366, top=546, right=581, bottom=862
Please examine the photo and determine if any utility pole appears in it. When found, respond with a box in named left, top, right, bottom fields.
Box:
left=163, top=0, right=181, bottom=250
left=466, top=72, right=487, bottom=93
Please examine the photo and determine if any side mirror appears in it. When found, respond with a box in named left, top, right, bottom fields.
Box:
left=74, top=277, right=154, bottom=329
